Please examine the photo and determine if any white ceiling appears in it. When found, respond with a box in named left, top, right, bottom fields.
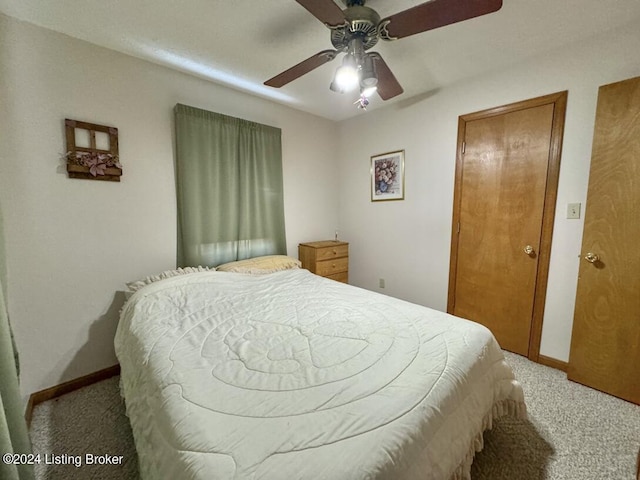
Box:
left=2, top=0, right=640, bottom=121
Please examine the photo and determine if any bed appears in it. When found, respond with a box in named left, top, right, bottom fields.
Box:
left=115, top=263, right=526, bottom=480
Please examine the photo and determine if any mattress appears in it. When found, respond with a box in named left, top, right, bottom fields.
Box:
left=115, top=269, right=526, bottom=480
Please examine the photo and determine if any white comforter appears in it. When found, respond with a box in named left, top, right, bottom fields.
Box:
left=115, top=269, right=525, bottom=480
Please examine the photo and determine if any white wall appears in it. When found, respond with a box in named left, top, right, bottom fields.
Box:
left=0, top=14, right=338, bottom=400
left=336, top=21, right=640, bottom=363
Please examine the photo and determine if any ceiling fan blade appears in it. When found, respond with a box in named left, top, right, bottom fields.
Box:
left=295, top=0, right=346, bottom=28
left=369, top=53, right=403, bottom=100
left=379, top=0, right=503, bottom=40
left=265, top=50, right=338, bottom=88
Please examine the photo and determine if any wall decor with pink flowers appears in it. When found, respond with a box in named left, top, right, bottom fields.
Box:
left=370, top=150, right=405, bottom=202
left=64, top=118, right=122, bottom=182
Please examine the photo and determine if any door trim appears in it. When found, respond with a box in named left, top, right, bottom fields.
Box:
left=447, top=91, right=568, bottom=362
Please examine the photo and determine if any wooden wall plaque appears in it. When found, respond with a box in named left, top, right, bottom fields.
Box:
left=65, top=119, right=122, bottom=182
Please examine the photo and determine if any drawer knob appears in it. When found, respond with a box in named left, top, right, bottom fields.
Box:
left=333, top=249, right=337, bottom=254
left=332, top=263, right=336, bottom=268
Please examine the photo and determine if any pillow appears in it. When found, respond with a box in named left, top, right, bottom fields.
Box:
left=216, top=255, right=301, bottom=274
left=126, top=266, right=213, bottom=293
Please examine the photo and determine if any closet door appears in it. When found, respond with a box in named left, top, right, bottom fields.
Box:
left=448, top=92, right=567, bottom=357
left=568, top=76, right=640, bottom=404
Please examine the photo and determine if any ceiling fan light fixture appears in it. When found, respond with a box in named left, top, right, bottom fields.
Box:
left=359, top=54, right=378, bottom=89
left=361, top=85, right=377, bottom=98
left=332, top=55, right=359, bottom=92
left=329, top=78, right=346, bottom=93
left=360, top=75, right=378, bottom=87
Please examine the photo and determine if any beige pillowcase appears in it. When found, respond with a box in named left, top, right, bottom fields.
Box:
left=216, top=255, right=301, bottom=274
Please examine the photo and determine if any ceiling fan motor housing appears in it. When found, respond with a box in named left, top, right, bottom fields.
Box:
left=330, top=6, right=380, bottom=51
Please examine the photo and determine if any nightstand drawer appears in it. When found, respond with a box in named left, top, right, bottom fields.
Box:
left=326, top=271, right=348, bottom=283
left=314, top=244, right=349, bottom=261
left=315, top=257, right=348, bottom=277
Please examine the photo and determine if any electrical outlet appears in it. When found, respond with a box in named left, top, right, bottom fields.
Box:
left=379, top=278, right=385, bottom=289
left=567, top=202, right=581, bottom=219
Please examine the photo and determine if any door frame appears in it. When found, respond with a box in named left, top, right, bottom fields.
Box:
left=447, top=91, right=568, bottom=362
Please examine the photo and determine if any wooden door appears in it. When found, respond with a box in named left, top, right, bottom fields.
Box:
left=568, top=76, right=640, bottom=404
left=448, top=92, right=567, bottom=357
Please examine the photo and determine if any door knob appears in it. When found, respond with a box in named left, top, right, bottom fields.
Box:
left=585, top=252, right=599, bottom=263
left=524, top=245, right=535, bottom=255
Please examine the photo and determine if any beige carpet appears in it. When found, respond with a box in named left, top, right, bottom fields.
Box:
left=29, top=352, right=640, bottom=479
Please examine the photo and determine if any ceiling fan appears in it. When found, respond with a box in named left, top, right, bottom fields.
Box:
left=265, top=0, right=503, bottom=108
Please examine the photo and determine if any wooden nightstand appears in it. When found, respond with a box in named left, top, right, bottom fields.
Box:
left=298, top=240, right=349, bottom=283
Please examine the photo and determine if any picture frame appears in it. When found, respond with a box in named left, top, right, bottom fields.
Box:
left=370, top=150, right=405, bottom=202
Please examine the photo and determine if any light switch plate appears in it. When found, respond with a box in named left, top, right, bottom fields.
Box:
left=567, top=202, right=581, bottom=219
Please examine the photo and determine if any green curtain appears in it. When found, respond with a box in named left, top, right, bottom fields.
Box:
left=175, top=104, right=287, bottom=267
left=0, top=205, right=35, bottom=480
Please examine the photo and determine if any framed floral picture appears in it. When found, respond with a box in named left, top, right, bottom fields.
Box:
left=370, top=150, right=405, bottom=202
